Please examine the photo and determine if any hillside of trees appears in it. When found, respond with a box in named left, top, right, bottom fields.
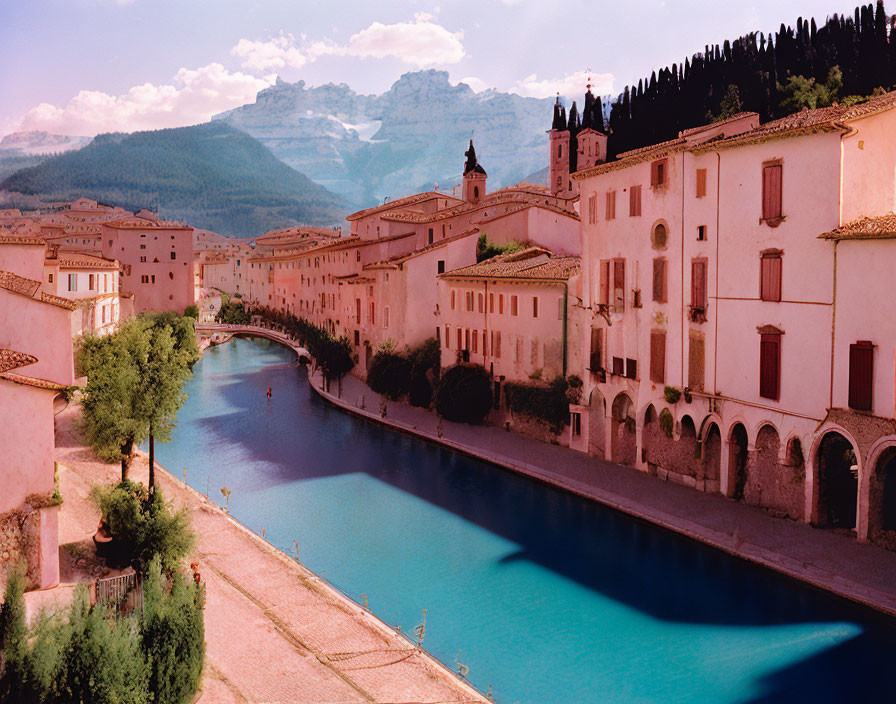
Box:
left=0, top=122, right=350, bottom=236
left=561, top=1, right=896, bottom=160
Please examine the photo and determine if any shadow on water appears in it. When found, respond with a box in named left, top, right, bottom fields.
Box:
left=175, top=338, right=896, bottom=701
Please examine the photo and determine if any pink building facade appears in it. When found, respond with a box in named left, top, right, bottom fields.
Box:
left=572, top=91, right=896, bottom=549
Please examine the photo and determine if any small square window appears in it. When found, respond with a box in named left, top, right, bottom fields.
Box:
left=697, top=225, right=707, bottom=241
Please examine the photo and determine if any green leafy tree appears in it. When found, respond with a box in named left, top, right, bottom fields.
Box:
left=476, top=233, right=523, bottom=263
left=60, top=587, right=150, bottom=704
left=366, top=351, right=412, bottom=400
left=435, top=364, right=493, bottom=424
left=91, top=480, right=194, bottom=576
left=79, top=314, right=196, bottom=485
left=141, top=557, right=205, bottom=704
left=182, top=304, right=199, bottom=319
left=715, top=84, right=744, bottom=120
left=778, top=66, right=843, bottom=113
left=0, top=567, right=28, bottom=699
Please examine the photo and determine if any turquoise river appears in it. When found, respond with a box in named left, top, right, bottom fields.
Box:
left=153, top=336, right=896, bottom=704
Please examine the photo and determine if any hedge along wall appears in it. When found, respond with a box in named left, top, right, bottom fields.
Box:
left=503, top=378, right=570, bottom=433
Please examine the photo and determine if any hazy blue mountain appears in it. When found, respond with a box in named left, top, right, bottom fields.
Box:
left=0, top=122, right=349, bottom=237
left=214, top=70, right=556, bottom=205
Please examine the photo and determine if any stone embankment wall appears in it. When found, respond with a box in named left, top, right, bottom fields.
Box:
left=0, top=503, right=42, bottom=589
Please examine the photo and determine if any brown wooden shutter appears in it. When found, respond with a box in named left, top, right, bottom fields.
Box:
left=495, top=331, right=501, bottom=358
left=691, top=260, right=707, bottom=308
left=848, top=341, right=874, bottom=411
left=590, top=328, right=603, bottom=370
left=762, top=164, right=782, bottom=220
left=653, top=258, right=667, bottom=303
left=650, top=330, right=666, bottom=383
left=760, top=253, right=782, bottom=301
left=612, top=356, right=625, bottom=376
left=696, top=168, right=707, bottom=198
left=759, top=333, right=781, bottom=400
left=688, top=334, right=705, bottom=390
left=629, top=186, right=641, bottom=216
left=599, top=260, right=610, bottom=304
left=613, top=259, right=625, bottom=311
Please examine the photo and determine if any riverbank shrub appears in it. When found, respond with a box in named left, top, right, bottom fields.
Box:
left=435, top=364, right=492, bottom=424
left=248, top=306, right=355, bottom=381
left=367, top=350, right=412, bottom=400
left=0, top=556, right=205, bottom=704
left=504, top=376, right=572, bottom=433
left=215, top=294, right=249, bottom=325
left=183, top=304, right=198, bottom=319
left=91, top=480, right=195, bottom=577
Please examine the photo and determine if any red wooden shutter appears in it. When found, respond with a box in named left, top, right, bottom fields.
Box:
left=762, top=164, right=782, bottom=220
left=848, top=341, right=874, bottom=411
left=629, top=186, right=642, bottom=216
left=650, top=330, right=666, bottom=383
left=692, top=260, right=707, bottom=308
left=759, top=333, right=780, bottom=399
left=760, top=254, right=782, bottom=301
left=696, top=168, right=707, bottom=198
left=613, top=259, right=625, bottom=311
left=653, top=258, right=667, bottom=303
left=588, top=195, right=596, bottom=224
left=599, top=260, right=610, bottom=304
left=457, top=327, right=462, bottom=350
left=590, top=328, right=603, bottom=370
left=482, top=330, right=488, bottom=356
left=495, top=331, right=501, bottom=358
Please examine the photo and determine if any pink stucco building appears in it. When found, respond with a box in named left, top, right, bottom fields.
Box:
left=0, top=234, right=76, bottom=590
left=44, top=247, right=122, bottom=337
left=571, top=90, right=896, bottom=549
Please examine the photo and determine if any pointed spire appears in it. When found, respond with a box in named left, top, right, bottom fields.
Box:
left=463, top=139, right=486, bottom=176
left=551, top=95, right=566, bottom=130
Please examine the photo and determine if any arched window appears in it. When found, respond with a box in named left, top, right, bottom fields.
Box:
left=474, top=186, right=480, bottom=198
left=651, top=221, right=668, bottom=250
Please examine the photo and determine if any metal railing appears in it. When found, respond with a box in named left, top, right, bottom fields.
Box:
left=94, top=573, right=143, bottom=615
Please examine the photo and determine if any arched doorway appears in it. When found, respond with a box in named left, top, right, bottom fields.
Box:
left=643, top=405, right=657, bottom=472
left=611, top=393, right=636, bottom=467
left=729, top=423, right=749, bottom=500
left=868, top=446, right=896, bottom=548
left=702, top=422, right=722, bottom=492
left=745, top=425, right=780, bottom=509
left=816, top=432, right=859, bottom=530
left=588, top=389, right=606, bottom=457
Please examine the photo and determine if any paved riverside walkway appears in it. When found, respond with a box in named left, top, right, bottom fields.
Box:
left=51, top=405, right=490, bottom=704
left=312, top=370, right=896, bottom=618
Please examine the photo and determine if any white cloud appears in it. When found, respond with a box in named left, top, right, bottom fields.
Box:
left=459, top=76, right=491, bottom=93
left=231, top=18, right=465, bottom=73
left=514, top=70, right=614, bottom=99
left=230, top=33, right=309, bottom=72
left=344, top=19, right=464, bottom=66
left=18, top=63, right=274, bottom=136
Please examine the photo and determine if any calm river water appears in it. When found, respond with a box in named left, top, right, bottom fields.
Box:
left=154, top=336, right=896, bottom=703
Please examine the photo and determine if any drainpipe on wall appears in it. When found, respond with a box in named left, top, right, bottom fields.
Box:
left=561, top=282, right=569, bottom=378
left=713, top=151, right=721, bottom=396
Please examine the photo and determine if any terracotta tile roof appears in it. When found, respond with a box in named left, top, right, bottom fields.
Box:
left=0, top=349, right=38, bottom=374
left=0, top=372, right=67, bottom=391
left=0, top=269, right=41, bottom=297
left=440, top=247, right=580, bottom=281
left=0, top=269, right=77, bottom=310
left=0, top=235, right=46, bottom=246
left=380, top=190, right=578, bottom=224
left=819, top=212, right=896, bottom=240
left=48, top=250, right=119, bottom=270
left=693, top=90, right=896, bottom=153
left=679, top=111, right=758, bottom=137
left=365, top=227, right=482, bottom=269
left=346, top=192, right=458, bottom=222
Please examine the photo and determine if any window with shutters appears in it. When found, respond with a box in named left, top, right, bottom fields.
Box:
left=625, top=359, right=637, bottom=380
left=650, top=159, right=667, bottom=188
left=472, top=330, right=478, bottom=353
left=848, top=341, right=874, bottom=411
left=437, top=260, right=445, bottom=274
left=465, top=328, right=471, bottom=351
left=606, top=191, right=616, bottom=220
left=88, top=274, right=95, bottom=290
left=589, top=328, right=604, bottom=371
left=761, top=161, right=783, bottom=224
left=759, top=330, right=782, bottom=400
left=760, top=250, right=782, bottom=302
left=613, top=259, right=625, bottom=312
left=457, top=327, right=462, bottom=350
left=369, top=301, right=375, bottom=325
left=482, top=330, right=488, bottom=356
left=68, top=274, right=77, bottom=291
left=696, top=168, right=707, bottom=198
left=510, top=295, right=519, bottom=316
left=588, top=194, right=596, bottom=224
left=612, top=356, right=625, bottom=376
left=466, top=291, right=474, bottom=311
left=444, top=326, right=450, bottom=349
left=653, top=258, right=667, bottom=303
left=384, top=306, right=390, bottom=329
left=450, top=290, right=455, bottom=310
left=489, top=293, right=495, bottom=313
left=532, top=296, right=539, bottom=318
left=478, top=292, right=484, bottom=313
left=690, top=259, right=707, bottom=322
left=428, top=228, right=434, bottom=244
left=494, top=330, right=502, bottom=358
left=697, top=225, right=707, bottom=241
left=499, top=294, right=505, bottom=314
left=629, top=185, right=642, bottom=216
left=650, top=330, right=666, bottom=383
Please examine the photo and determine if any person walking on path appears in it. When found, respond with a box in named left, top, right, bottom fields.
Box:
left=267, top=386, right=272, bottom=401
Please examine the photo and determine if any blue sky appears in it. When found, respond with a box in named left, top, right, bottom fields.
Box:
left=0, top=0, right=878, bottom=137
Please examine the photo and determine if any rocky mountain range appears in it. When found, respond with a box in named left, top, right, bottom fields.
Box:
left=214, top=70, right=556, bottom=206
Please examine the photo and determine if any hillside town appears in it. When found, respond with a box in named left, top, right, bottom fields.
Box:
left=5, top=85, right=896, bottom=601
